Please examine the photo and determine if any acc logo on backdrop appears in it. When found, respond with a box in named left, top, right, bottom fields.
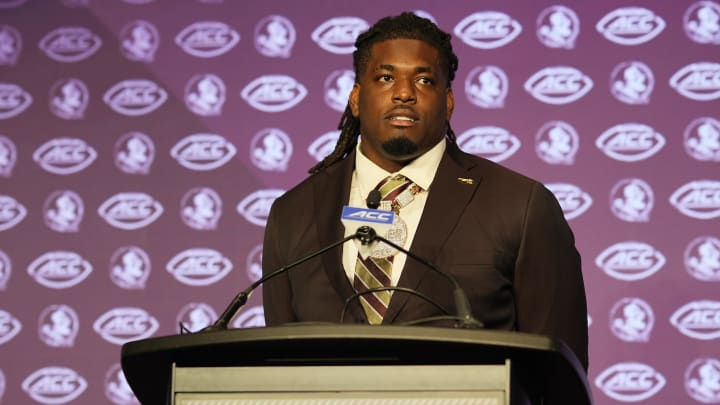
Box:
left=544, top=183, right=592, bottom=220
left=0, top=24, right=22, bottom=66
left=685, top=236, right=720, bottom=281
left=684, top=117, right=720, bottom=162
left=104, top=363, right=139, bottom=405
left=670, top=180, right=720, bottom=219
left=594, top=362, right=665, bottom=402
left=0, top=309, right=21, bottom=345
left=166, top=248, right=232, bottom=286
left=454, top=11, right=522, bottom=49
left=684, top=1, right=720, bottom=45
left=177, top=302, right=217, bottom=332
left=308, top=130, right=340, bottom=162
left=670, top=300, right=720, bottom=340
left=185, top=73, right=225, bottom=116
left=670, top=62, right=720, bottom=101
left=44, top=190, right=83, bottom=233
left=524, top=66, right=593, bottom=104
left=535, top=121, right=579, bottom=165
left=464, top=66, right=508, bottom=109
left=231, top=305, right=266, bottom=329
left=0, top=194, right=27, bottom=231
left=22, top=367, right=87, bottom=404
left=38, top=304, right=79, bottom=347
left=324, top=69, right=355, bottom=112
left=595, top=241, right=665, bottom=281
left=609, top=297, right=654, bottom=342
left=0, top=249, right=10, bottom=290
left=0, top=82, right=32, bottom=119
left=237, top=189, right=285, bottom=226
left=181, top=187, right=222, bottom=230
left=312, top=16, right=368, bottom=54
left=33, top=137, right=97, bottom=175
left=27, top=251, right=93, bottom=289
left=610, top=61, right=654, bottom=105
left=49, top=78, right=89, bottom=120
left=250, top=128, right=293, bottom=172
left=110, top=246, right=151, bottom=290
left=596, top=7, right=666, bottom=45
left=457, top=126, right=520, bottom=162
left=241, top=74, right=307, bottom=113
left=33, top=137, right=95, bottom=176
left=254, top=15, right=295, bottom=58
left=246, top=244, right=263, bottom=282
left=610, top=178, right=654, bottom=222
left=94, top=307, right=159, bottom=345
left=120, top=20, right=159, bottom=62
left=104, top=79, right=168, bottom=116
left=98, top=192, right=164, bottom=230
left=38, top=26, right=102, bottom=62
left=115, top=131, right=155, bottom=174
left=685, top=358, right=720, bottom=403
left=536, top=5, right=579, bottom=49
left=175, top=21, right=240, bottom=58
left=596, top=123, right=665, bottom=162
left=0, top=135, right=17, bottom=177
left=171, top=133, right=236, bottom=171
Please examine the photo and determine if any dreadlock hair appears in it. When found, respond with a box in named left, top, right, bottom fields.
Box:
left=308, top=12, right=459, bottom=174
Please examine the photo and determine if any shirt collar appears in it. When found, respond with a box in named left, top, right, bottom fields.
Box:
left=354, top=138, right=446, bottom=194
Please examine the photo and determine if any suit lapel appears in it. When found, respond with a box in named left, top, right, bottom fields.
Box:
left=384, top=144, right=482, bottom=323
left=313, top=152, right=366, bottom=322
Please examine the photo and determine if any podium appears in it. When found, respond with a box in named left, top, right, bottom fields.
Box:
left=121, top=324, right=592, bottom=405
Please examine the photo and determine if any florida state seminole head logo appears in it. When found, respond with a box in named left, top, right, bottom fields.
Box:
left=685, top=358, right=720, bottom=403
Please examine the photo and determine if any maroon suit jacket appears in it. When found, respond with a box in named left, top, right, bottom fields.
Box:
left=262, top=142, right=589, bottom=370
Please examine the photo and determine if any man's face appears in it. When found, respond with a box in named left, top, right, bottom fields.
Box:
left=349, top=38, right=454, bottom=172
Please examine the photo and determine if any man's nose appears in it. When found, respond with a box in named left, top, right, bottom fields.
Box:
left=393, top=80, right=416, bottom=103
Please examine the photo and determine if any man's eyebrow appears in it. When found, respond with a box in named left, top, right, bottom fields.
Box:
left=374, top=64, right=434, bottom=74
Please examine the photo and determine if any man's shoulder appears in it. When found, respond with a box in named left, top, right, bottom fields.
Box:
left=451, top=146, right=541, bottom=189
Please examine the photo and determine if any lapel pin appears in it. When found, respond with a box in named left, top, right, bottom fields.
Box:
left=457, top=177, right=474, bottom=185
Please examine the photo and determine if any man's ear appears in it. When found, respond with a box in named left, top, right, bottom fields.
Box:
left=349, top=83, right=360, bottom=117
left=446, top=88, right=455, bottom=120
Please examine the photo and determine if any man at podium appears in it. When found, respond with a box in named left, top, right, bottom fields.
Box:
left=262, top=12, right=588, bottom=372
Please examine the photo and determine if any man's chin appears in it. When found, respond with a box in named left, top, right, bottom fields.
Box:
left=381, top=137, right=419, bottom=158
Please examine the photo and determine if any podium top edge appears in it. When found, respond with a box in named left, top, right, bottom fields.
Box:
left=121, top=324, right=559, bottom=357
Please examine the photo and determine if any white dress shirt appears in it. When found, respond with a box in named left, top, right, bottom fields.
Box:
left=342, top=138, right=446, bottom=285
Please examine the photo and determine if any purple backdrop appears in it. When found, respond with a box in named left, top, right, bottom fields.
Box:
left=1, top=0, right=719, bottom=404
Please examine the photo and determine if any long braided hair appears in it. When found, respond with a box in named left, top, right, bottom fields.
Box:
left=308, top=12, right=459, bottom=174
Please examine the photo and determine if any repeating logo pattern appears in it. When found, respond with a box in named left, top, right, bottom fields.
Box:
left=22, top=367, right=87, bottom=404
left=254, top=15, right=295, bottom=58
left=110, top=246, right=151, bottom=290
left=120, top=20, right=159, bottom=62
left=38, top=304, right=79, bottom=347
left=0, top=4, right=717, bottom=405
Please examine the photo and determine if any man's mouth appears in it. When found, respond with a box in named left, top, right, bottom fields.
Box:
left=387, top=115, right=417, bottom=126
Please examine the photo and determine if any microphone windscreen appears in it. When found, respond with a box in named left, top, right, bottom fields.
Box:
left=366, top=189, right=381, bottom=209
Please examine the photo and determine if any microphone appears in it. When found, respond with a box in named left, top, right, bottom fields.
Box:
left=205, top=199, right=482, bottom=330
left=366, top=189, right=381, bottom=209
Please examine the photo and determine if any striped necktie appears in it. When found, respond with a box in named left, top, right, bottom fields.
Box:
left=353, top=174, right=414, bottom=325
